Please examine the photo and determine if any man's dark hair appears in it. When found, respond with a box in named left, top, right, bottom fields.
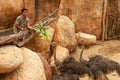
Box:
left=21, top=8, right=28, bottom=13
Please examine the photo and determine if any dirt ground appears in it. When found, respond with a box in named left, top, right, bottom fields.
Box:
left=71, top=40, right=120, bottom=80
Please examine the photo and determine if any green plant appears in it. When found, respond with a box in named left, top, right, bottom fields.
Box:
left=35, top=21, right=52, bottom=39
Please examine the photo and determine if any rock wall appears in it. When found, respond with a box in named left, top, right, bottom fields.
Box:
left=118, top=0, right=120, bottom=12
left=59, top=0, right=104, bottom=39
left=35, top=0, right=61, bottom=22
left=24, top=0, right=35, bottom=25
left=0, top=0, right=23, bottom=30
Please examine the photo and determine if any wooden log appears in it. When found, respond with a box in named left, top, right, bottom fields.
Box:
left=102, top=0, right=108, bottom=41
left=16, top=32, right=37, bottom=47
left=105, top=15, right=108, bottom=40
left=0, top=30, right=28, bottom=46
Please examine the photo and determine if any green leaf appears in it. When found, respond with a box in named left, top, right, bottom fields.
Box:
left=45, top=33, right=52, bottom=39
left=41, top=29, right=45, bottom=34
left=38, top=21, right=43, bottom=28
left=43, top=25, right=49, bottom=29
left=35, top=20, right=52, bottom=40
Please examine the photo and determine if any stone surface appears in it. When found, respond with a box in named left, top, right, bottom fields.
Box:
left=0, top=48, right=46, bottom=80
left=35, top=0, right=61, bottom=22
left=76, top=32, right=97, bottom=46
left=51, top=16, right=77, bottom=52
left=0, top=0, right=23, bottom=30
left=59, top=0, right=103, bottom=39
left=50, top=45, right=69, bottom=73
left=0, top=45, right=23, bottom=74
left=39, top=54, right=52, bottom=80
left=24, top=0, right=35, bottom=25
left=56, top=45, right=69, bottom=62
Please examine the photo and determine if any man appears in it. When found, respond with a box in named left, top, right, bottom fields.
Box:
left=13, top=8, right=35, bottom=46
left=13, top=8, right=34, bottom=33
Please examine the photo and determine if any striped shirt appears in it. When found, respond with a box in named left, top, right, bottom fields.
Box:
left=13, top=15, right=29, bottom=33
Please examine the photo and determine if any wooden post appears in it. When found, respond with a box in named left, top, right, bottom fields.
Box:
left=105, top=14, right=108, bottom=40
left=102, top=0, right=108, bottom=41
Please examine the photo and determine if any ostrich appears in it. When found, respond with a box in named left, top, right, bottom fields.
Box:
left=50, top=42, right=79, bottom=80
left=59, top=40, right=94, bottom=79
left=86, top=55, right=120, bottom=80
left=60, top=40, right=120, bottom=80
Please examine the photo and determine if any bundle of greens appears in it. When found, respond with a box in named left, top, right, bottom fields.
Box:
left=35, top=21, right=52, bottom=39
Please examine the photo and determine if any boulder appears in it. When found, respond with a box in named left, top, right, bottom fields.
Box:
left=55, top=45, right=69, bottom=62
left=76, top=32, right=97, bottom=46
left=50, top=45, right=69, bottom=73
left=0, top=45, right=23, bottom=74
left=39, top=54, right=52, bottom=80
left=51, top=16, right=77, bottom=52
left=0, top=48, right=46, bottom=80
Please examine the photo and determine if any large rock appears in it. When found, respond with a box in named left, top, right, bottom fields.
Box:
left=0, top=48, right=46, bottom=80
left=0, top=0, right=23, bottom=30
left=25, top=27, right=54, bottom=59
left=51, top=16, right=77, bottom=52
left=39, top=54, right=52, bottom=80
left=76, top=32, right=97, bottom=46
left=0, top=45, right=23, bottom=74
left=50, top=45, right=69, bottom=73
left=56, top=45, right=69, bottom=62
left=59, top=0, right=103, bottom=39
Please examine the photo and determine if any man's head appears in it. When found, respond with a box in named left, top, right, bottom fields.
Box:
left=21, top=8, right=28, bottom=17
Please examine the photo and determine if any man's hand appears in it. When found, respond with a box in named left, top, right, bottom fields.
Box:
left=21, top=28, right=24, bottom=31
left=15, top=24, right=24, bottom=31
left=28, top=26, right=35, bottom=31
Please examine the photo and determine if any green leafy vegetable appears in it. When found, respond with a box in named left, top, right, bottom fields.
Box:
left=35, top=21, right=52, bottom=39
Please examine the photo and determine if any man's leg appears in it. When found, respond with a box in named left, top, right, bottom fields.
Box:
left=16, top=31, right=36, bottom=47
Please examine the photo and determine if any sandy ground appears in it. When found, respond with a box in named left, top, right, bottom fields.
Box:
left=71, top=40, right=120, bottom=80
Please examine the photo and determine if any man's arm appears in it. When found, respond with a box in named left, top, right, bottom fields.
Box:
left=15, top=24, right=24, bottom=30
left=27, top=22, right=35, bottom=31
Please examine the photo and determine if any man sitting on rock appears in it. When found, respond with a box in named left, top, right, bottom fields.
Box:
left=13, top=8, right=35, bottom=46
left=13, top=8, right=34, bottom=33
